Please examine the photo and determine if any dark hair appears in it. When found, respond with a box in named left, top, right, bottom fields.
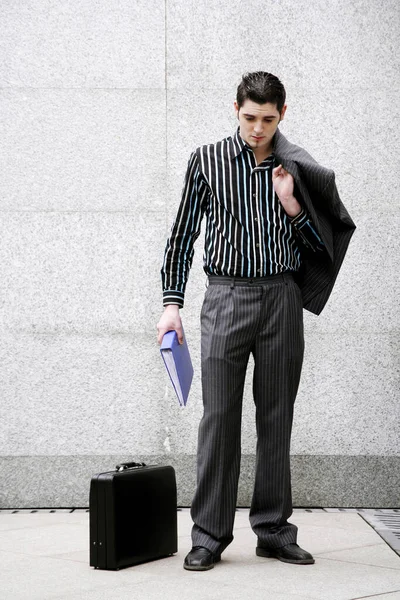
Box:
left=236, top=71, right=286, bottom=112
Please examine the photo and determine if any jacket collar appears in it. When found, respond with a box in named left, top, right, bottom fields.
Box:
left=228, top=126, right=334, bottom=193
left=273, top=128, right=334, bottom=181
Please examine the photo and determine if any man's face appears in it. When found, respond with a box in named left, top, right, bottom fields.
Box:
left=234, top=99, right=287, bottom=153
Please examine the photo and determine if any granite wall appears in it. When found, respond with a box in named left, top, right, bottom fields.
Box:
left=0, top=0, right=399, bottom=508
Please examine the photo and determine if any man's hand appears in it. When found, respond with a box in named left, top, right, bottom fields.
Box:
left=157, top=304, right=184, bottom=345
left=272, top=164, right=302, bottom=217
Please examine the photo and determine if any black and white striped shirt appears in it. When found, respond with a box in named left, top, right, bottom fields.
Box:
left=161, top=127, right=324, bottom=307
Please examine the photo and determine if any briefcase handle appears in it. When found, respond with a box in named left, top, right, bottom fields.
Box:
left=115, top=461, right=146, bottom=472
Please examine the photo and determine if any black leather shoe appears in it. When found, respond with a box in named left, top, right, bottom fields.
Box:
left=184, top=546, right=221, bottom=571
left=256, top=543, right=315, bottom=564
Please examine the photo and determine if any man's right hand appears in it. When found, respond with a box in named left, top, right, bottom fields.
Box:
left=157, top=305, right=184, bottom=345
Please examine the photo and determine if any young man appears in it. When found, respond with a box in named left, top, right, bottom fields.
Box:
left=157, top=72, right=355, bottom=571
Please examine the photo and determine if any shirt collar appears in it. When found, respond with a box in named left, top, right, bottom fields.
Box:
left=230, top=127, right=248, bottom=159
left=230, top=126, right=275, bottom=165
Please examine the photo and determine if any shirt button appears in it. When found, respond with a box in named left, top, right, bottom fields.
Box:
left=254, top=217, right=258, bottom=222
left=256, top=243, right=260, bottom=248
left=252, top=193, right=256, bottom=198
left=257, top=269, right=261, bottom=273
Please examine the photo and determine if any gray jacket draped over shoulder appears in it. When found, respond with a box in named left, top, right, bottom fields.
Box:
left=273, top=129, right=356, bottom=315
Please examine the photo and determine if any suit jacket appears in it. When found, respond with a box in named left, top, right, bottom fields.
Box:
left=273, top=129, right=356, bottom=315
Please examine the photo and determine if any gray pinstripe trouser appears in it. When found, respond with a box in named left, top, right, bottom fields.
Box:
left=190, top=272, right=304, bottom=555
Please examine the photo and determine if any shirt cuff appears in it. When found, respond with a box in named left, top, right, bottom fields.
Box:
left=288, top=207, right=308, bottom=228
left=163, top=290, right=184, bottom=308
left=288, top=207, right=325, bottom=253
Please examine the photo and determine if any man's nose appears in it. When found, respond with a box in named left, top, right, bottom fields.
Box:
left=253, top=123, right=263, bottom=133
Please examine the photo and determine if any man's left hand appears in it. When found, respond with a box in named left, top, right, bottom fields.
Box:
left=272, top=164, right=302, bottom=217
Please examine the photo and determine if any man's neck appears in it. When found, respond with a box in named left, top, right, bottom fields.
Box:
left=254, top=143, right=273, bottom=166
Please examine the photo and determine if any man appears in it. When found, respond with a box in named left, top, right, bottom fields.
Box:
left=157, top=72, right=355, bottom=571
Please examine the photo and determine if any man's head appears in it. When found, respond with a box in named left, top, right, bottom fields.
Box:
left=234, top=71, right=287, bottom=155
left=236, top=71, right=286, bottom=112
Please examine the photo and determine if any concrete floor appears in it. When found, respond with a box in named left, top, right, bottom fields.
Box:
left=0, top=509, right=399, bottom=600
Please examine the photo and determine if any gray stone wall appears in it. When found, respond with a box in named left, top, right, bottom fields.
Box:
left=0, top=0, right=399, bottom=508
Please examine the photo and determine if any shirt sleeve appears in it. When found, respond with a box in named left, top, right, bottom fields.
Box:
left=161, top=151, right=209, bottom=308
left=288, top=207, right=325, bottom=253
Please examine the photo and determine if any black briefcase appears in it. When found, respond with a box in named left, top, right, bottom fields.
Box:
left=89, top=461, right=178, bottom=570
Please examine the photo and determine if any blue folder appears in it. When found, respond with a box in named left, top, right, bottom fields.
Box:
left=160, top=330, right=194, bottom=406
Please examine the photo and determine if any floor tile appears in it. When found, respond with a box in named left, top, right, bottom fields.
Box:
left=0, top=551, right=153, bottom=600
left=55, top=578, right=320, bottom=600
left=0, top=512, right=87, bottom=532
left=319, top=543, right=400, bottom=570
left=0, top=522, right=89, bottom=557
left=362, top=593, right=400, bottom=599
left=293, top=512, right=377, bottom=532
left=0, top=510, right=396, bottom=600
left=202, top=558, right=400, bottom=600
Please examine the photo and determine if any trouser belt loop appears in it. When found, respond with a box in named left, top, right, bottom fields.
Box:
left=230, top=278, right=235, bottom=290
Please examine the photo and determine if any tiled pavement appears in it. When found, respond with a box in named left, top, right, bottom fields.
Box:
left=0, top=509, right=399, bottom=600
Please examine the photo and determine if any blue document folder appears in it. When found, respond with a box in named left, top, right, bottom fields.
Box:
left=160, top=330, right=194, bottom=407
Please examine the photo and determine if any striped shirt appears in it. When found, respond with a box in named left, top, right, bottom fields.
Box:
left=161, top=127, right=324, bottom=307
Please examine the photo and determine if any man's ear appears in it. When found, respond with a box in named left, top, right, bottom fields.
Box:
left=279, top=104, right=287, bottom=122
left=233, top=101, right=239, bottom=119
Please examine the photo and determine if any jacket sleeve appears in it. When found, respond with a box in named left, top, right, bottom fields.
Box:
left=161, top=151, right=209, bottom=308
left=298, top=172, right=357, bottom=315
